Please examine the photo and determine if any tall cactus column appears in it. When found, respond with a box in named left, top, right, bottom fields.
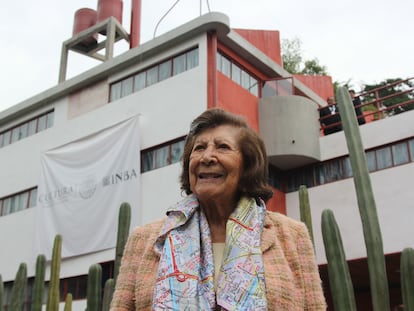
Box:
left=322, top=209, right=357, bottom=311
left=114, top=202, right=131, bottom=283
left=336, top=86, right=389, bottom=310
left=9, top=263, right=27, bottom=311
left=400, top=247, right=414, bottom=309
left=299, top=185, right=315, bottom=246
left=46, top=234, right=62, bottom=311
left=32, top=254, right=46, bottom=311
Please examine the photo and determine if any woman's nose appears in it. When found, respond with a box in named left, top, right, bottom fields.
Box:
left=200, top=146, right=217, bottom=165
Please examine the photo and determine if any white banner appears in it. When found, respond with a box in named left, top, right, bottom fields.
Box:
left=34, top=116, right=140, bottom=259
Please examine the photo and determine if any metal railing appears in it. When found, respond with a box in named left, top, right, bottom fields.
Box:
left=319, top=77, right=414, bottom=135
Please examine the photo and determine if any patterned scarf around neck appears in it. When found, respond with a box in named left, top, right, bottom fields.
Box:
left=153, top=194, right=267, bottom=310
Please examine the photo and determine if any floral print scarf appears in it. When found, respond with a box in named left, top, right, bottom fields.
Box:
left=153, top=194, right=267, bottom=310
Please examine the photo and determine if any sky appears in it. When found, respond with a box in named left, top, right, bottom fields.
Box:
left=0, top=0, right=412, bottom=113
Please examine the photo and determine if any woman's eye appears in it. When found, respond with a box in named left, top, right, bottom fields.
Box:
left=218, top=144, right=230, bottom=149
left=193, top=145, right=205, bottom=151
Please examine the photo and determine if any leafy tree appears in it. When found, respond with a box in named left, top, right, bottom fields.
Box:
left=301, top=59, right=328, bottom=75
left=281, top=37, right=328, bottom=75
left=281, top=37, right=302, bottom=74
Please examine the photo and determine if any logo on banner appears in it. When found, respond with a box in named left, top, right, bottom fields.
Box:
left=38, top=168, right=138, bottom=207
left=102, top=168, right=138, bottom=186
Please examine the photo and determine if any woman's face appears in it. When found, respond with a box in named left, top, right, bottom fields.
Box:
left=189, top=125, right=243, bottom=207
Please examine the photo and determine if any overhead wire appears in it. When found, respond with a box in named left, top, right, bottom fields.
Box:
left=153, top=0, right=182, bottom=38
left=153, top=0, right=212, bottom=38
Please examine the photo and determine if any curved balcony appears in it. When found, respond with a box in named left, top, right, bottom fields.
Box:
left=259, top=94, right=321, bottom=170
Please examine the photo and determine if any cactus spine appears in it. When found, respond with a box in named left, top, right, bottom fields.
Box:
left=102, top=278, right=115, bottom=311
left=86, top=264, right=102, bottom=311
left=10, top=263, right=27, bottom=311
left=401, top=247, right=414, bottom=309
left=336, top=87, right=390, bottom=309
left=64, top=293, right=72, bottom=311
left=32, top=254, right=46, bottom=311
left=114, top=202, right=131, bottom=283
left=322, top=209, right=356, bottom=310
left=298, top=185, right=314, bottom=245
left=46, top=234, right=62, bottom=311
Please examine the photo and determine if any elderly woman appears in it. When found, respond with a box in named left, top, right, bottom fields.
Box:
left=111, top=108, right=326, bottom=310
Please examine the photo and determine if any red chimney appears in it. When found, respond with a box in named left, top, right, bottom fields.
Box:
left=130, top=0, right=142, bottom=48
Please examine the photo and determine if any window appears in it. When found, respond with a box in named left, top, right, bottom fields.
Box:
left=146, top=67, right=158, bottom=86
left=186, top=48, right=199, bottom=70
left=19, top=123, right=29, bottom=140
left=110, top=81, right=122, bottom=101
left=37, top=114, right=47, bottom=132
left=141, top=137, right=186, bottom=173
left=216, top=51, right=259, bottom=96
left=171, top=140, right=185, bottom=163
left=173, top=54, right=186, bottom=75
left=0, top=187, right=37, bottom=217
left=392, top=142, right=409, bottom=165
left=29, top=188, right=38, bottom=208
left=284, top=137, right=414, bottom=192
left=366, top=150, right=377, bottom=172
left=121, top=77, right=134, bottom=97
left=0, top=111, right=54, bottom=149
left=249, top=77, right=259, bottom=96
left=109, top=47, right=199, bottom=102
left=217, top=53, right=231, bottom=78
left=134, top=72, right=146, bottom=91
left=28, top=119, right=37, bottom=136
left=11, top=127, right=20, bottom=143
left=231, top=65, right=241, bottom=84
left=2, top=198, right=11, bottom=216
left=343, top=157, right=353, bottom=178
left=159, top=61, right=172, bottom=81
left=46, top=111, right=54, bottom=128
left=376, top=147, right=392, bottom=170
left=2, top=130, right=11, bottom=147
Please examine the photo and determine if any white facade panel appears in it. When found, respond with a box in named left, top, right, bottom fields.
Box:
left=286, top=162, right=414, bottom=264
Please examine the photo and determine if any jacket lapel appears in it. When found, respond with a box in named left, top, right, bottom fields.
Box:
left=261, top=212, right=276, bottom=253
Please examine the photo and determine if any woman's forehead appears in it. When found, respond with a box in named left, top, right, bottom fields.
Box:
left=194, top=125, right=241, bottom=141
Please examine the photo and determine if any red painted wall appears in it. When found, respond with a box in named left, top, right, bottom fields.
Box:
left=294, top=74, right=334, bottom=102
left=233, top=29, right=282, bottom=66
left=216, top=72, right=259, bottom=132
left=266, top=187, right=286, bottom=214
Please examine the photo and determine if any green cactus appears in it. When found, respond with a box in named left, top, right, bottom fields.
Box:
left=114, top=202, right=131, bottom=283
left=401, top=247, right=414, bottom=310
left=322, top=209, right=356, bottom=311
left=46, top=234, right=62, bottom=311
left=10, top=263, right=27, bottom=311
left=298, top=185, right=314, bottom=246
left=86, top=264, right=102, bottom=311
left=64, top=293, right=72, bottom=311
left=336, top=86, right=389, bottom=310
left=0, top=274, right=3, bottom=311
left=32, top=254, right=46, bottom=311
left=102, top=278, right=115, bottom=311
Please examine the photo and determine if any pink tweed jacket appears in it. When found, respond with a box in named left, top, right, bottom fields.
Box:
left=110, top=211, right=327, bottom=310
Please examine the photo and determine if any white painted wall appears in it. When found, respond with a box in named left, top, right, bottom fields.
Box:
left=287, top=110, right=414, bottom=264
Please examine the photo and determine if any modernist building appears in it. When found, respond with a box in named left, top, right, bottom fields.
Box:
left=1, top=1, right=413, bottom=310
